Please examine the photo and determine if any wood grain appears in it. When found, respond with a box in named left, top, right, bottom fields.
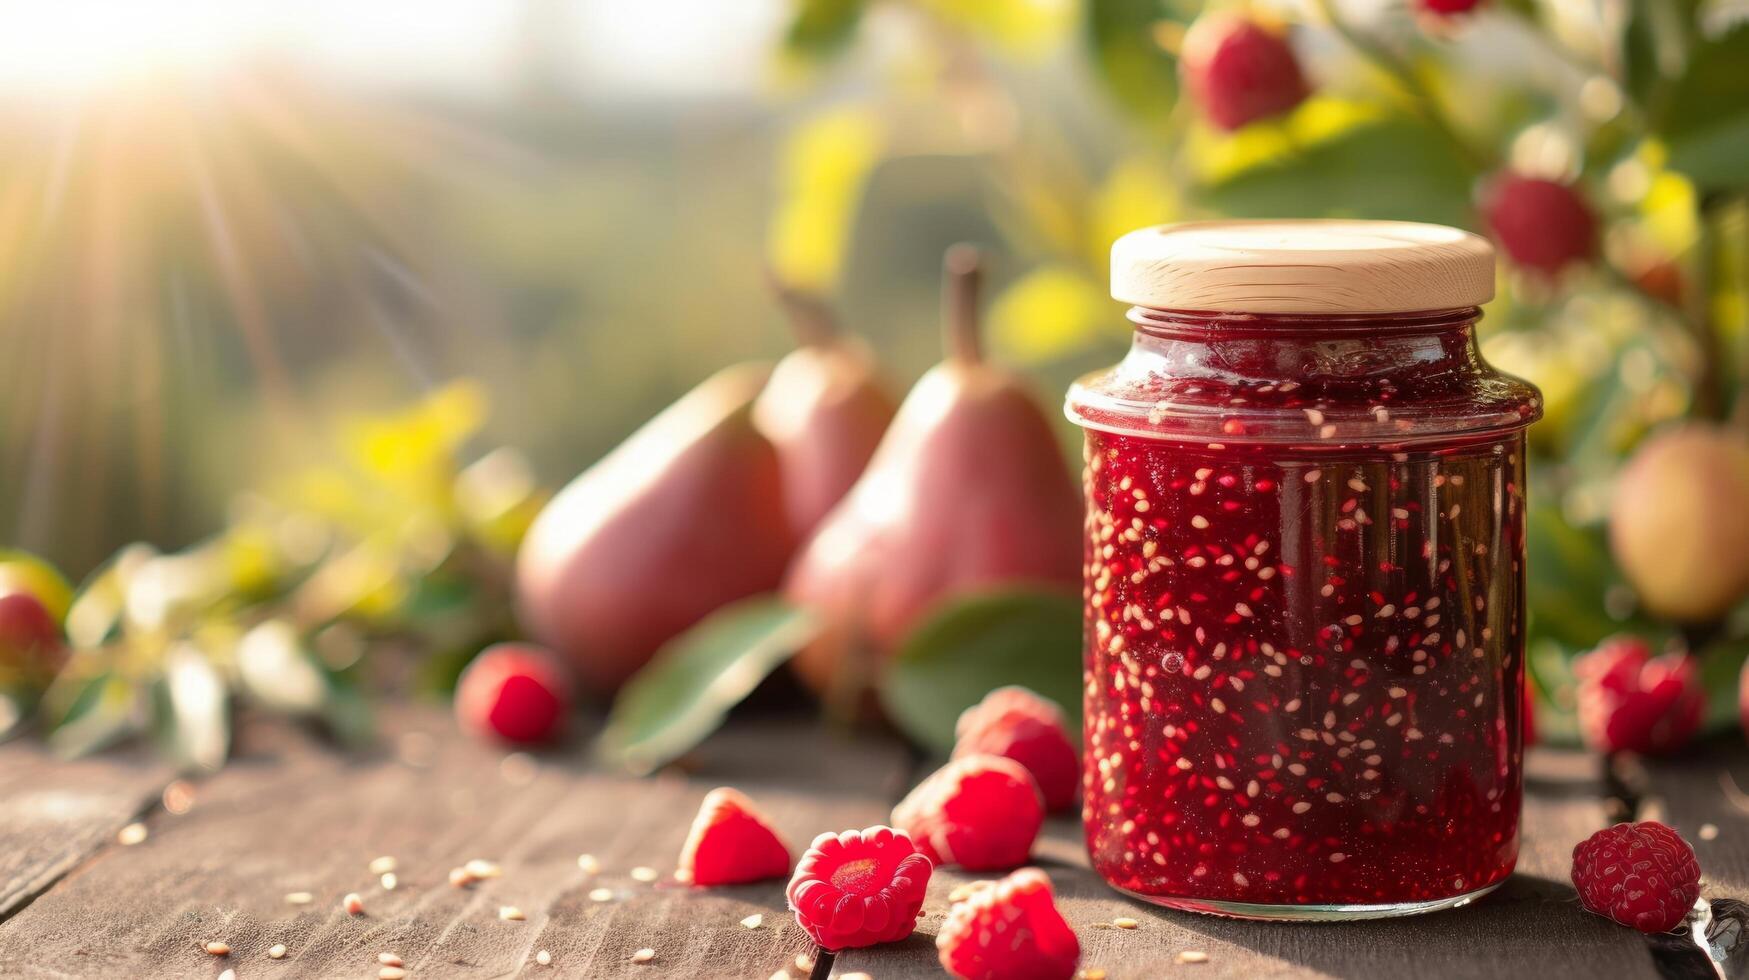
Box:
left=0, top=741, right=173, bottom=921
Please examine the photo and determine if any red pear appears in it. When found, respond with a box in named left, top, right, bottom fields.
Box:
left=785, top=245, right=1082, bottom=697
left=753, top=279, right=898, bottom=539
left=516, top=364, right=796, bottom=694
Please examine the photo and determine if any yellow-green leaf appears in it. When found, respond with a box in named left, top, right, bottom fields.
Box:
left=990, top=265, right=1111, bottom=363
left=767, top=108, right=885, bottom=291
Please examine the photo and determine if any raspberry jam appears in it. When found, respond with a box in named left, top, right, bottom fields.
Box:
left=1070, top=222, right=1540, bottom=919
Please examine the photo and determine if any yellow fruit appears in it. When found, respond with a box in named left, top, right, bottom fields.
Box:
left=1609, top=424, right=1749, bottom=622
left=0, top=550, right=72, bottom=623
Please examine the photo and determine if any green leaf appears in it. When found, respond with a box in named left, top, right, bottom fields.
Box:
left=1084, top=0, right=1180, bottom=127
left=598, top=596, right=819, bottom=775
left=1198, top=116, right=1476, bottom=228
left=1658, top=21, right=1749, bottom=189
left=48, top=672, right=140, bottom=760
left=1697, top=634, right=1749, bottom=735
left=783, top=0, right=865, bottom=63
left=880, top=588, right=1082, bottom=754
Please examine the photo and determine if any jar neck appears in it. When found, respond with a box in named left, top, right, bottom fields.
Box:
left=1125, top=306, right=1484, bottom=388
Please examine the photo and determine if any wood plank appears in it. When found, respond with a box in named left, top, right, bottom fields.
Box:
left=0, top=739, right=174, bottom=921
left=832, top=747, right=1657, bottom=979
left=1635, top=735, right=1749, bottom=979
left=0, top=708, right=908, bottom=979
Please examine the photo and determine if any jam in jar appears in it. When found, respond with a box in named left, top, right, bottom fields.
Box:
left=1067, top=221, right=1541, bottom=919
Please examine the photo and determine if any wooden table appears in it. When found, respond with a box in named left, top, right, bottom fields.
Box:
left=1, top=707, right=1744, bottom=979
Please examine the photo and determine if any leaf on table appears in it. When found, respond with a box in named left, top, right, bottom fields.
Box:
left=880, top=588, right=1083, bottom=754
left=598, top=596, right=820, bottom=775
left=47, top=671, right=141, bottom=760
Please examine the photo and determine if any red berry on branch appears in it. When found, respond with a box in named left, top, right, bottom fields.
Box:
left=937, top=867, right=1080, bottom=980
left=1480, top=173, right=1597, bottom=275
left=952, top=686, right=1079, bottom=812
left=1571, top=821, right=1701, bottom=933
left=678, top=787, right=792, bottom=886
left=892, top=754, right=1043, bottom=870
left=786, top=826, right=933, bottom=950
left=1573, top=636, right=1704, bottom=756
left=1182, top=12, right=1311, bottom=131
left=454, top=643, right=572, bottom=745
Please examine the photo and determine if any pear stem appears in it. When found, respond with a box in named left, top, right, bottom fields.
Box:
left=765, top=267, right=838, bottom=347
left=943, top=243, right=984, bottom=363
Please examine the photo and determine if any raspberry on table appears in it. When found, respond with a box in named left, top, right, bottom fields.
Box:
left=937, top=867, right=1080, bottom=980
left=678, top=787, right=792, bottom=886
left=1571, top=821, right=1702, bottom=933
left=453, top=643, right=572, bottom=745
left=1573, top=636, right=1705, bottom=756
left=953, top=686, right=1080, bottom=812
left=892, top=754, right=1043, bottom=871
left=786, top=826, right=933, bottom=950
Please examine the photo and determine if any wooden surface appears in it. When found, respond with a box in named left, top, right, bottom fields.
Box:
left=0, top=708, right=1742, bottom=979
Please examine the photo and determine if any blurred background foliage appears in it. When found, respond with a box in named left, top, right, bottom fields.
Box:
left=2, top=0, right=1747, bottom=758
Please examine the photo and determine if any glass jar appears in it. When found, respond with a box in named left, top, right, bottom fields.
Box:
left=1067, top=221, right=1541, bottom=920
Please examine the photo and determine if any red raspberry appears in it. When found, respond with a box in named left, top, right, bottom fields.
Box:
left=454, top=643, right=572, bottom=745
left=953, top=686, right=1079, bottom=812
left=1571, top=821, right=1702, bottom=933
left=1574, top=636, right=1704, bottom=756
left=937, top=868, right=1080, bottom=980
left=1480, top=173, right=1597, bottom=275
left=1182, top=12, right=1310, bottom=131
left=892, top=755, right=1043, bottom=870
left=786, top=826, right=932, bottom=950
left=1420, top=0, right=1485, bottom=13
left=678, top=787, right=792, bottom=886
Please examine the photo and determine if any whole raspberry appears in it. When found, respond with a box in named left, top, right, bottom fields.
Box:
left=1420, top=0, right=1486, bottom=13
left=454, top=643, right=572, bottom=745
left=1571, top=821, right=1701, bottom=933
left=892, top=755, right=1043, bottom=870
left=1480, top=173, right=1597, bottom=275
left=678, top=787, right=791, bottom=886
left=952, top=686, right=1080, bottom=812
left=1573, top=636, right=1704, bottom=756
left=937, top=868, right=1080, bottom=980
left=1181, top=12, right=1310, bottom=131
left=786, top=826, right=933, bottom=950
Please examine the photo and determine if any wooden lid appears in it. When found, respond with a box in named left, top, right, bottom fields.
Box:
left=1111, top=219, right=1495, bottom=314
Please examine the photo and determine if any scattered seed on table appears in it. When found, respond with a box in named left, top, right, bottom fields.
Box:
left=162, top=780, right=196, bottom=814
left=1079, top=970, right=1108, bottom=980
left=465, top=859, right=501, bottom=879
left=381, top=872, right=398, bottom=890
left=795, top=953, right=814, bottom=971
left=769, top=972, right=791, bottom=980
left=1112, top=916, right=1140, bottom=929
left=218, top=971, right=235, bottom=980
left=577, top=854, right=600, bottom=874
left=344, top=892, right=365, bottom=915
left=449, top=867, right=474, bottom=888
left=379, top=952, right=403, bottom=966
left=379, top=968, right=407, bottom=980
left=285, top=891, right=314, bottom=905
left=500, top=906, right=526, bottom=921
left=589, top=887, right=615, bottom=902
left=630, top=866, right=658, bottom=883
left=268, top=944, right=288, bottom=959
left=841, top=974, right=874, bottom=980
left=204, top=941, right=230, bottom=956
left=741, top=913, right=763, bottom=929
left=631, top=948, right=656, bottom=964
left=535, top=950, right=552, bottom=966
left=1701, top=823, right=1720, bottom=841
left=118, top=823, right=148, bottom=846
left=1177, top=950, right=1210, bottom=964
left=370, top=856, right=397, bottom=874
